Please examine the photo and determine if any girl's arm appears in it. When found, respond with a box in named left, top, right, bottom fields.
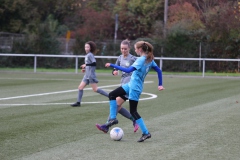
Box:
left=152, top=66, right=164, bottom=90
left=105, top=63, right=136, bottom=73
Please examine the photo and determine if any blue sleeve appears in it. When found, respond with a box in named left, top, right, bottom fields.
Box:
left=152, top=66, right=163, bottom=86
left=110, top=64, right=136, bottom=73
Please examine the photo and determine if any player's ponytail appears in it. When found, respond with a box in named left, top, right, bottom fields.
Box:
left=135, top=41, right=154, bottom=63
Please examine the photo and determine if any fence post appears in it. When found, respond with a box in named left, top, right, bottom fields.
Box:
left=199, top=42, right=201, bottom=72
left=202, top=59, right=205, bottom=77
left=34, top=55, right=37, bottom=73
left=160, top=58, right=163, bottom=70
left=75, top=56, right=78, bottom=74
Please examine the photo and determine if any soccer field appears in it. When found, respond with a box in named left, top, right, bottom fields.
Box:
left=0, top=72, right=240, bottom=160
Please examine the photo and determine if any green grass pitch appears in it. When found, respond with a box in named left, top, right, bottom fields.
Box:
left=0, top=72, right=240, bottom=160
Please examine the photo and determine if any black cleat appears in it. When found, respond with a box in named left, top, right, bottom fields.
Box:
left=105, top=119, right=118, bottom=127
left=71, top=102, right=80, bottom=107
left=137, top=133, right=151, bottom=142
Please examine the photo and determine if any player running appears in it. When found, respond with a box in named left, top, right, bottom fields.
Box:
left=97, top=41, right=164, bottom=142
left=70, top=41, right=109, bottom=107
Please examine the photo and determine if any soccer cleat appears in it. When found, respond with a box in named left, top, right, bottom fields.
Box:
left=96, top=124, right=109, bottom=133
left=71, top=102, right=80, bottom=107
left=133, top=121, right=139, bottom=133
left=137, top=133, right=151, bottom=142
left=105, top=119, right=118, bottom=127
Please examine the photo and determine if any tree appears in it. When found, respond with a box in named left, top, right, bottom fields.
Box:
left=0, top=0, right=40, bottom=32
left=168, top=2, right=204, bottom=31
left=114, top=0, right=164, bottom=39
left=73, top=7, right=114, bottom=40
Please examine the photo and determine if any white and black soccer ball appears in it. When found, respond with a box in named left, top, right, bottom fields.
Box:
left=110, top=127, right=124, bottom=141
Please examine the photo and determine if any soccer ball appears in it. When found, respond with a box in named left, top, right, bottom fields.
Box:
left=110, top=127, right=124, bottom=141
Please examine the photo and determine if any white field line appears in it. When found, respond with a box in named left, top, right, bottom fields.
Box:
left=0, top=84, right=119, bottom=101
left=0, top=81, right=153, bottom=101
left=0, top=81, right=157, bottom=106
left=0, top=92, right=157, bottom=106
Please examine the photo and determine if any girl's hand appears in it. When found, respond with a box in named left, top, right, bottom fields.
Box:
left=158, top=86, right=165, bottom=91
left=113, top=70, right=118, bottom=76
left=81, top=68, right=85, bottom=73
left=105, top=63, right=111, bottom=67
left=81, top=64, right=86, bottom=69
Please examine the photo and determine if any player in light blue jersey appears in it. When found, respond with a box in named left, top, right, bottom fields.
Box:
left=97, top=41, right=165, bottom=142
left=71, top=41, right=108, bottom=107
left=96, top=40, right=139, bottom=133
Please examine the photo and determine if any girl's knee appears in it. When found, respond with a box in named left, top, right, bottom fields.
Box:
left=78, top=86, right=84, bottom=90
left=109, top=91, right=117, bottom=100
left=92, top=88, right=98, bottom=92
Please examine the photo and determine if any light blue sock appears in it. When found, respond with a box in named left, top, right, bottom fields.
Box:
left=109, top=100, right=117, bottom=119
left=136, top=118, right=149, bottom=134
left=107, top=105, right=119, bottom=123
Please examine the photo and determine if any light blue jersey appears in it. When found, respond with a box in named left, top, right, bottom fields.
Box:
left=129, top=56, right=157, bottom=92
left=121, top=56, right=157, bottom=101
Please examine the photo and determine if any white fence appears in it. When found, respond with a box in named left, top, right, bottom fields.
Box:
left=1, top=53, right=240, bottom=77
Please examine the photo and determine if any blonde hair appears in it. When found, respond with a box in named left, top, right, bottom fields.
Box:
left=134, top=41, right=154, bottom=63
left=121, top=39, right=131, bottom=48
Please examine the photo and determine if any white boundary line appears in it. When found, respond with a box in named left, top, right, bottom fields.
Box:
left=0, top=92, right=157, bottom=106
left=0, top=84, right=120, bottom=101
left=0, top=81, right=157, bottom=107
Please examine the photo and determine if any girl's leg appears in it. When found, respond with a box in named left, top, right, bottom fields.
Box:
left=104, top=87, right=126, bottom=127
left=71, top=81, right=87, bottom=107
left=118, top=98, right=139, bottom=132
left=96, top=87, right=127, bottom=132
left=106, top=97, right=124, bottom=122
left=106, top=97, right=133, bottom=121
left=129, top=99, right=151, bottom=142
left=116, top=96, right=139, bottom=132
left=90, top=83, right=108, bottom=97
left=102, top=96, right=139, bottom=132
left=117, top=96, right=133, bottom=119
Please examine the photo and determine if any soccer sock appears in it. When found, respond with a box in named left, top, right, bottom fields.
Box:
left=77, top=90, right=83, bottom=102
left=109, top=100, right=117, bottom=119
left=129, top=116, right=135, bottom=121
left=106, top=105, right=119, bottom=123
left=118, top=107, right=133, bottom=121
left=136, top=118, right=149, bottom=134
left=97, top=88, right=109, bottom=97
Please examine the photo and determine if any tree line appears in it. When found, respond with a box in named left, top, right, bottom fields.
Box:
left=0, top=0, right=240, bottom=72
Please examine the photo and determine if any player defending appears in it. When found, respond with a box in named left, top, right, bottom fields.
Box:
left=96, top=39, right=139, bottom=133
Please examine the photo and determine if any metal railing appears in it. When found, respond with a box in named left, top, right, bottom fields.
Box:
left=1, top=53, right=240, bottom=77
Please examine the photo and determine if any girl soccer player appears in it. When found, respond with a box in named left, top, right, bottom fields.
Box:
left=97, top=41, right=164, bottom=142
left=96, top=39, right=139, bottom=133
left=71, top=41, right=108, bottom=107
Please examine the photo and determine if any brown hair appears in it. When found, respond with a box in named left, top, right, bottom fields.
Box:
left=85, top=41, right=97, bottom=54
left=134, top=41, right=154, bottom=63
